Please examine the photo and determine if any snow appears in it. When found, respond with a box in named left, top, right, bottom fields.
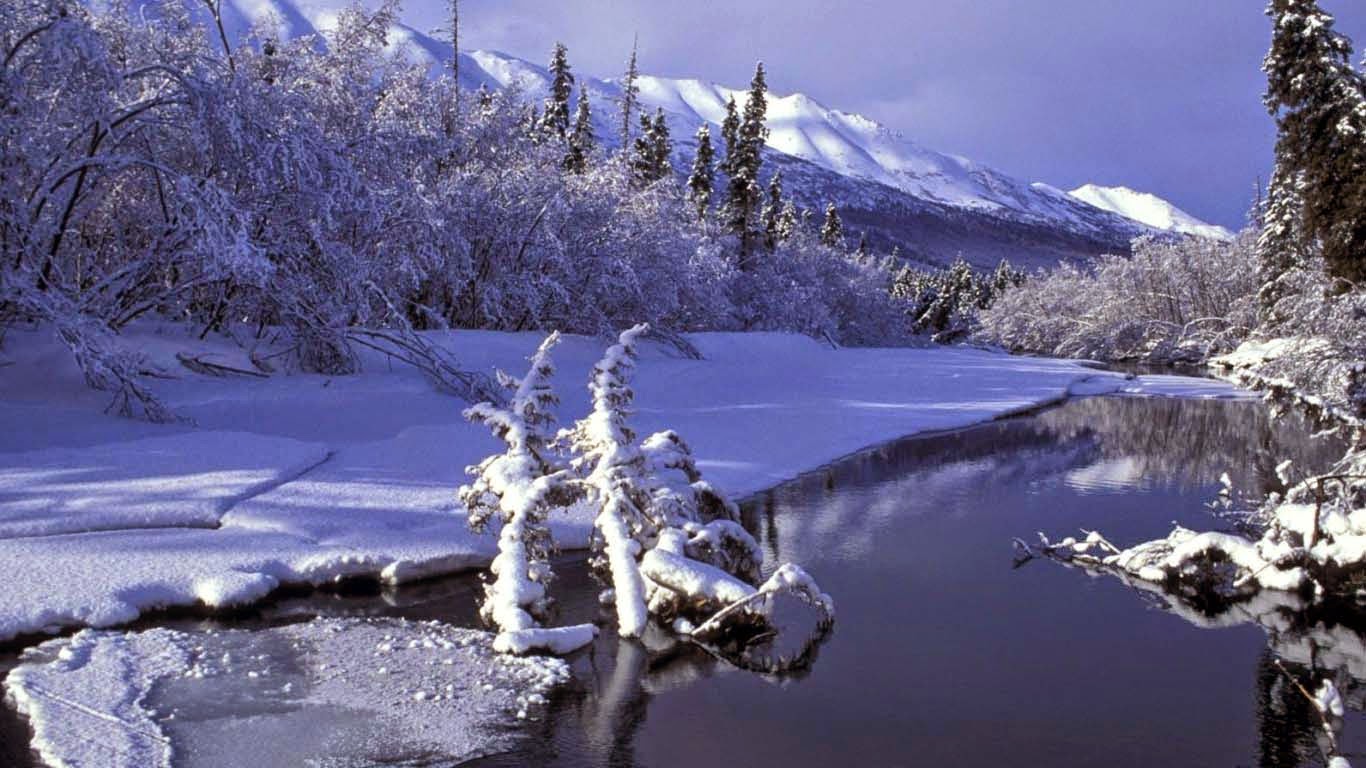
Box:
left=0, top=324, right=1217, bottom=641
left=1068, top=183, right=1234, bottom=240
left=128, top=0, right=1149, bottom=242
left=492, top=624, right=598, bottom=656
left=4, top=618, right=572, bottom=767
left=0, top=433, right=330, bottom=538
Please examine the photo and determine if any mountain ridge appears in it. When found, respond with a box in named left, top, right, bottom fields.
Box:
left=124, top=0, right=1229, bottom=268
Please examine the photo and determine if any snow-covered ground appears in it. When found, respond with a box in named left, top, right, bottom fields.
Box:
left=0, top=325, right=1249, bottom=643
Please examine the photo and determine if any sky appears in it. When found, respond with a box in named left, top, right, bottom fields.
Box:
left=409, top=0, right=1366, bottom=229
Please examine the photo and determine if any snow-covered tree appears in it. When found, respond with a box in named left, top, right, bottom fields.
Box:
left=1262, top=0, right=1366, bottom=282
left=630, top=109, right=671, bottom=186
left=565, top=81, right=594, bottom=173
left=561, top=324, right=657, bottom=637
left=761, top=171, right=785, bottom=250
left=719, top=95, right=741, bottom=177
left=650, top=109, right=673, bottom=179
left=976, top=235, right=1259, bottom=362
left=460, top=333, right=591, bottom=654
left=541, top=42, right=574, bottom=137
left=686, top=125, right=716, bottom=221
left=558, top=326, right=832, bottom=653
left=819, top=203, right=843, bottom=248
left=723, top=63, right=770, bottom=264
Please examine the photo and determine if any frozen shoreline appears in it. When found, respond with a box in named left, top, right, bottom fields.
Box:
left=0, top=326, right=1252, bottom=643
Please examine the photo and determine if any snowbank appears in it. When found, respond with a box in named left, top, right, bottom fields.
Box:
left=4, top=618, right=571, bottom=767
left=0, top=324, right=1246, bottom=640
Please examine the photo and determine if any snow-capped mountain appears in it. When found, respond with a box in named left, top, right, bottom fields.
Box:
left=1068, top=184, right=1234, bottom=240
left=126, top=0, right=1195, bottom=268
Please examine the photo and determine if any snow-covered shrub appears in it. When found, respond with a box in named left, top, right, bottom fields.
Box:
left=977, top=233, right=1259, bottom=363
left=559, top=326, right=831, bottom=662
left=1217, top=255, right=1366, bottom=423
left=460, top=332, right=594, bottom=654
left=560, top=324, right=657, bottom=637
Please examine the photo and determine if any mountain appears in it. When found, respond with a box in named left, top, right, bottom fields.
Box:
left=1068, top=184, right=1234, bottom=240
left=125, top=0, right=1182, bottom=269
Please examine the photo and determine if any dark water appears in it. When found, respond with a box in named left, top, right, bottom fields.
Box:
left=0, top=395, right=1358, bottom=767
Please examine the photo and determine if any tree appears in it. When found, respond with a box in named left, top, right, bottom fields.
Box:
left=777, top=201, right=799, bottom=242
left=855, top=232, right=869, bottom=258
left=565, top=81, right=594, bottom=173
left=448, top=0, right=459, bottom=112
left=630, top=109, right=671, bottom=185
left=719, top=95, right=741, bottom=177
left=1262, top=0, right=1366, bottom=282
left=723, top=63, right=770, bottom=264
left=650, top=108, right=672, bottom=178
left=618, top=35, right=641, bottom=145
left=761, top=171, right=784, bottom=250
left=819, top=203, right=843, bottom=248
left=561, top=324, right=656, bottom=637
left=686, top=125, right=716, bottom=221
left=460, top=333, right=581, bottom=637
left=541, top=42, right=574, bottom=137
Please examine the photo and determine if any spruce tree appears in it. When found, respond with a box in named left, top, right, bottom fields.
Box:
left=619, top=35, right=641, bottom=145
left=819, top=203, right=843, bottom=248
left=761, top=170, right=784, bottom=250
left=631, top=113, right=656, bottom=185
left=777, top=200, right=799, bottom=241
left=724, top=63, right=770, bottom=264
left=720, top=95, right=741, bottom=177
left=1262, top=0, right=1366, bottom=282
left=687, top=125, right=716, bottom=221
left=565, top=81, right=594, bottom=173
left=855, top=232, right=869, bottom=258
left=650, top=108, right=672, bottom=178
left=541, top=42, right=574, bottom=138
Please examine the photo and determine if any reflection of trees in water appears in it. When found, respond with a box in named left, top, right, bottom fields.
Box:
left=744, top=396, right=1343, bottom=569
left=1256, top=648, right=1331, bottom=768
left=1051, top=559, right=1365, bottom=767
left=1034, top=397, right=1344, bottom=498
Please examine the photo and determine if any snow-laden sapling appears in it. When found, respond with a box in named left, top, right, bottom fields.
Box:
left=560, top=324, right=658, bottom=637
left=460, top=332, right=596, bottom=655
left=565, top=325, right=834, bottom=667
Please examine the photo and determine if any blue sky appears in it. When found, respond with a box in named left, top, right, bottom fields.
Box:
left=418, top=1, right=1366, bottom=229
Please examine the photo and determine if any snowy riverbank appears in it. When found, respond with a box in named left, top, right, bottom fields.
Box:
left=0, top=325, right=1250, bottom=643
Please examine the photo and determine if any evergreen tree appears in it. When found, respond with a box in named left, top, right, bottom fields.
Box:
left=619, top=35, right=641, bottom=145
left=719, top=95, right=741, bottom=177
left=724, top=63, right=770, bottom=264
left=819, top=203, right=843, bottom=248
left=565, top=81, right=594, bottom=173
left=777, top=200, right=799, bottom=241
left=1257, top=165, right=1311, bottom=319
left=631, top=113, right=657, bottom=185
left=629, top=109, right=672, bottom=185
left=855, top=232, right=869, bottom=258
left=650, top=108, right=672, bottom=178
left=1262, top=0, right=1366, bottom=282
left=461, top=333, right=579, bottom=635
left=687, top=125, right=716, bottom=221
left=541, top=42, right=574, bottom=138
left=761, top=171, right=784, bottom=250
